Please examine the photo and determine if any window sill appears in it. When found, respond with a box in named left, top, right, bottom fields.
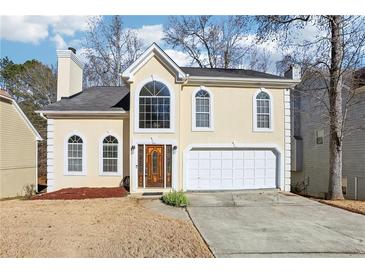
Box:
left=99, top=172, right=122, bottom=177
left=253, top=128, right=274, bottom=133
left=192, top=127, right=215, bottom=132
left=135, top=128, right=175, bottom=133
left=64, top=172, right=87, bottom=176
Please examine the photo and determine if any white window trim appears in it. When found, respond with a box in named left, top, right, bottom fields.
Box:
left=253, top=88, right=274, bottom=132
left=63, top=131, right=87, bottom=176
left=192, top=86, right=214, bottom=131
left=99, top=132, right=122, bottom=176
left=134, top=75, right=175, bottom=133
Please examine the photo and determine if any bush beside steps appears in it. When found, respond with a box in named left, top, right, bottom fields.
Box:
left=161, top=191, right=188, bottom=207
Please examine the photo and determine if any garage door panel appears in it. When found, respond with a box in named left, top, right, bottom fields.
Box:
left=187, top=148, right=277, bottom=190
left=222, top=159, right=232, bottom=169
left=233, top=159, right=244, bottom=169
left=211, top=159, right=221, bottom=169
left=199, top=159, right=210, bottom=169
left=188, top=159, right=198, bottom=168
left=210, top=169, right=221, bottom=178
left=244, top=159, right=254, bottom=168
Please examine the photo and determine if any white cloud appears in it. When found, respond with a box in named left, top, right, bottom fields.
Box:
left=51, top=34, right=66, bottom=49
left=0, top=16, right=90, bottom=44
left=133, top=24, right=164, bottom=46
left=0, top=16, right=49, bottom=44
left=164, top=49, right=191, bottom=66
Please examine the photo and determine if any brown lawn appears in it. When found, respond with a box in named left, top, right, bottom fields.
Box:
left=0, top=197, right=212, bottom=258
left=318, top=199, right=365, bottom=215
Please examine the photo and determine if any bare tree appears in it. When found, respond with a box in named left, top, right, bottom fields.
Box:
left=247, top=48, right=272, bottom=73
left=82, top=16, right=143, bottom=86
left=256, top=15, right=365, bottom=200
left=164, top=16, right=254, bottom=69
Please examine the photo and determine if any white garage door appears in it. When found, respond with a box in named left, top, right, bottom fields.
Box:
left=186, top=149, right=277, bottom=190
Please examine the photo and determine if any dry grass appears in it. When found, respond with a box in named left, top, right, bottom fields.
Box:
left=0, top=198, right=212, bottom=258
left=319, top=199, right=365, bottom=215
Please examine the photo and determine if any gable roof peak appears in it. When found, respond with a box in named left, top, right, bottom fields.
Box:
left=121, top=43, right=187, bottom=83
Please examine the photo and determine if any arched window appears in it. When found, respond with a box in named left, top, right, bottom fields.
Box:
left=102, top=135, right=119, bottom=173
left=67, top=135, right=83, bottom=172
left=195, top=90, right=211, bottom=128
left=255, top=91, right=271, bottom=129
left=139, top=81, right=170, bottom=129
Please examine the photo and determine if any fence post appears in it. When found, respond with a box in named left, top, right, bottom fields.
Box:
left=354, top=177, right=358, bottom=201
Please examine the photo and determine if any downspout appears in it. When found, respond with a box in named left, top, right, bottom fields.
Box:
left=179, top=74, right=189, bottom=191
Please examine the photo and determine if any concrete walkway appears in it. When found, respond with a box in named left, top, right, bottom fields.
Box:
left=186, top=190, right=365, bottom=257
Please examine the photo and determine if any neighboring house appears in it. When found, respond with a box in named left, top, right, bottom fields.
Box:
left=38, top=43, right=299, bottom=194
left=291, top=68, right=365, bottom=200
left=0, top=90, right=42, bottom=198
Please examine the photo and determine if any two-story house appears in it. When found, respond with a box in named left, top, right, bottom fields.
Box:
left=38, top=43, right=299, bottom=193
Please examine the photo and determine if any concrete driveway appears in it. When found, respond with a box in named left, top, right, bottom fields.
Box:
left=186, top=190, right=365, bottom=257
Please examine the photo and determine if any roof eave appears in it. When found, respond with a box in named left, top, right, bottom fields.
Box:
left=36, top=110, right=129, bottom=119
left=185, top=76, right=300, bottom=88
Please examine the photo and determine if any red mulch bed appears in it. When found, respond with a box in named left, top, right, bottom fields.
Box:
left=32, top=187, right=128, bottom=200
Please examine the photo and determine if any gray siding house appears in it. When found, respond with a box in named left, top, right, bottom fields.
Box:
left=291, top=68, right=365, bottom=200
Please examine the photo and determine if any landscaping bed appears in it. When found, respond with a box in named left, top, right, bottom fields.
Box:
left=318, top=199, right=365, bottom=215
left=32, top=187, right=128, bottom=200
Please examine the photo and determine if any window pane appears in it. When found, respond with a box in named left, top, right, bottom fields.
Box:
left=67, top=137, right=83, bottom=172
left=196, top=113, right=210, bottom=127
left=102, top=142, right=118, bottom=173
left=139, top=82, right=170, bottom=129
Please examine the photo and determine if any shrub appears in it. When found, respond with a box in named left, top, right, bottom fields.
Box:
left=23, top=184, right=36, bottom=200
left=161, top=191, right=188, bottom=207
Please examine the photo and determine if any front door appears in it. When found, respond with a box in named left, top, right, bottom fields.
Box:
left=145, top=145, right=164, bottom=187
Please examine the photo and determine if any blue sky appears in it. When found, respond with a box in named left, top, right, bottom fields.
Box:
left=0, top=16, right=171, bottom=67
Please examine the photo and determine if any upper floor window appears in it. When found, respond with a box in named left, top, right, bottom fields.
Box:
left=67, top=135, right=83, bottom=172
left=254, top=90, right=272, bottom=130
left=192, top=87, right=214, bottom=131
left=139, top=81, right=170, bottom=129
left=102, top=135, right=119, bottom=173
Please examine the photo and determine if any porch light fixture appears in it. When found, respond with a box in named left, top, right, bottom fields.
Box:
left=131, top=145, right=136, bottom=152
left=173, top=145, right=177, bottom=151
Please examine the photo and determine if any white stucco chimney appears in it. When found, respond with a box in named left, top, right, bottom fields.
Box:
left=56, top=47, right=84, bottom=101
left=284, top=64, right=301, bottom=80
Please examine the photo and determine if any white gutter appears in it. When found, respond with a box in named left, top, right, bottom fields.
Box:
left=36, top=110, right=128, bottom=115
left=186, top=76, right=300, bottom=86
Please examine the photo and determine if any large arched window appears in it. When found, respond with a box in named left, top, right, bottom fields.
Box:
left=254, top=90, right=272, bottom=130
left=139, top=81, right=170, bottom=129
left=102, top=135, right=119, bottom=173
left=67, top=135, right=83, bottom=172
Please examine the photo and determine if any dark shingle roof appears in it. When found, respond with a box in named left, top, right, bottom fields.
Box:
left=42, top=86, right=130, bottom=112
left=180, top=67, right=285, bottom=80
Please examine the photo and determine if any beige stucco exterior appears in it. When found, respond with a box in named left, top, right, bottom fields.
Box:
left=128, top=55, right=289, bottom=192
left=48, top=118, right=129, bottom=191
left=0, top=96, right=40, bottom=198
left=56, top=50, right=83, bottom=101
left=45, top=44, right=295, bottom=193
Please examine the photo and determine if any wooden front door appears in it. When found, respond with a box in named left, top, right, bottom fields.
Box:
left=145, top=145, right=164, bottom=187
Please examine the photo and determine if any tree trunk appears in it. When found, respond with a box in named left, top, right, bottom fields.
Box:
left=328, top=16, right=344, bottom=200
